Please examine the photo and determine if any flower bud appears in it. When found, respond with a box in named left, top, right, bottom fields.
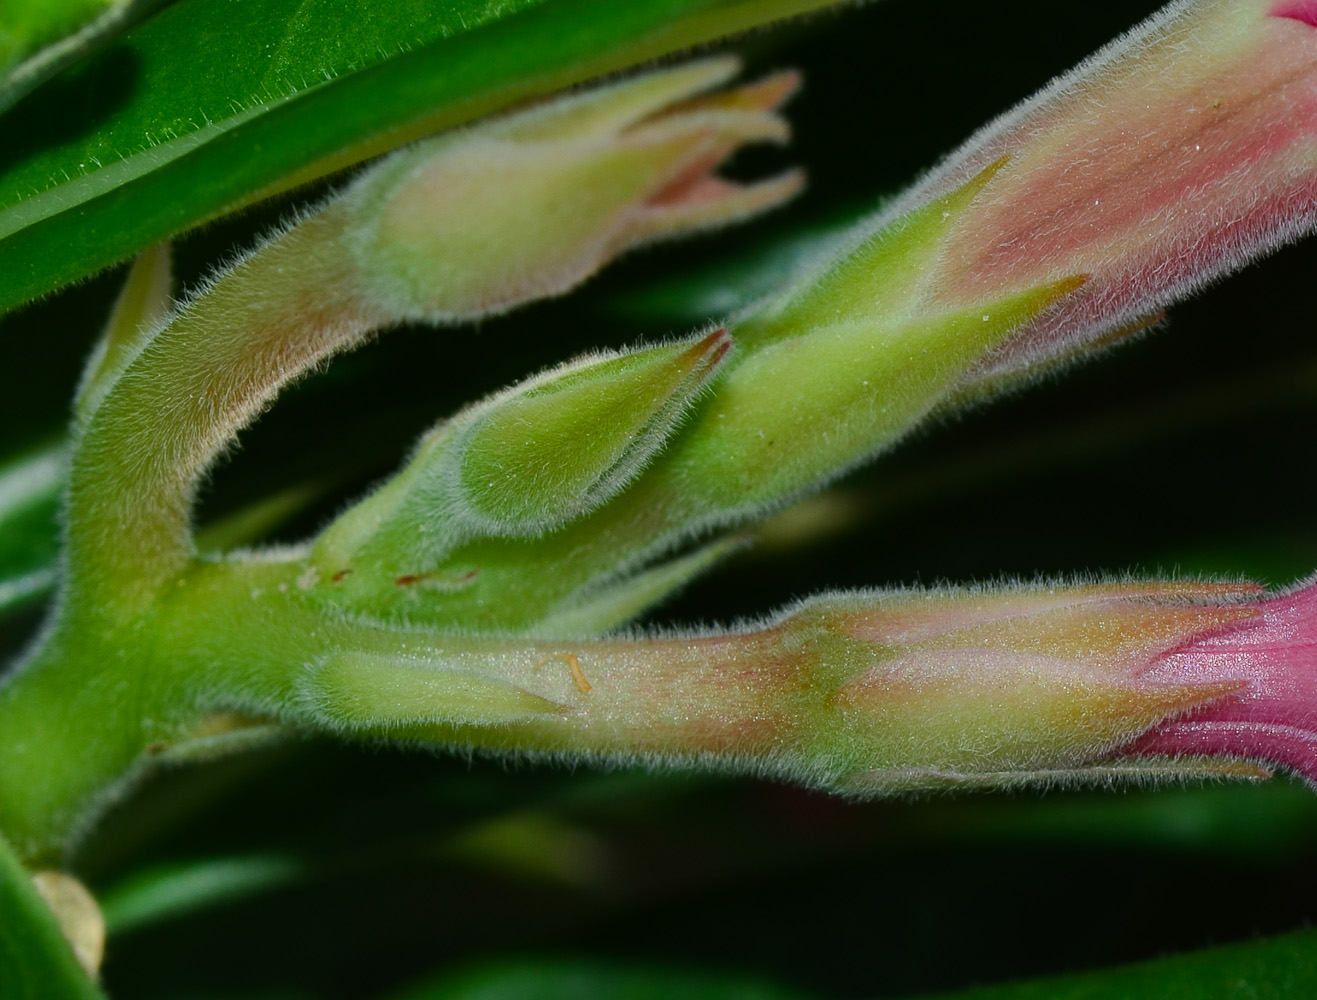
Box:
left=64, top=61, right=798, bottom=606
left=816, top=582, right=1257, bottom=789
left=313, top=329, right=733, bottom=590
left=1130, top=577, right=1317, bottom=784
left=863, top=0, right=1317, bottom=379
left=296, top=579, right=1267, bottom=793
left=674, top=267, right=1084, bottom=512
left=453, top=329, right=732, bottom=534
left=341, top=57, right=802, bottom=323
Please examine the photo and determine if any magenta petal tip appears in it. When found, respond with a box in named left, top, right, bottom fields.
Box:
left=1272, top=0, right=1317, bottom=28
left=1130, top=579, right=1317, bottom=784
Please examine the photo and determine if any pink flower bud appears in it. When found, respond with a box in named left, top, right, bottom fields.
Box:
left=1129, top=578, right=1317, bottom=783
left=876, top=0, right=1317, bottom=377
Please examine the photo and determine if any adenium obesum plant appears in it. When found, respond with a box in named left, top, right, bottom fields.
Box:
left=4, top=0, right=1317, bottom=988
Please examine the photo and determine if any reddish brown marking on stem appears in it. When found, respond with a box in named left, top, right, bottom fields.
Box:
left=536, top=652, right=593, bottom=693
left=331, top=568, right=353, bottom=583
left=564, top=654, right=592, bottom=694
left=394, top=568, right=481, bottom=587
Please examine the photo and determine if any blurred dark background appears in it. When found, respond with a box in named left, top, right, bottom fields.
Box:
left=4, top=0, right=1317, bottom=997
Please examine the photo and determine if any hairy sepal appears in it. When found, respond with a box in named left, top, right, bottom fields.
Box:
left=290, top=580, right=1257, bottom=793
left=310, top=330, right=731, bottom=609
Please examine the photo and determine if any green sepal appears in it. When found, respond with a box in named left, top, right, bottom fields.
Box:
left=302, top=652, right=567, bottom=732
left=312, top=330, right=731, bottom=596
left=673, top=274, right=1086, bottom=512
left=456, top=329, right=732, bottom=533
left=738, top=156, right=1009, bottom=346
left=487, top=57, right=740, bottom=144
left=534, top=534, right=745, bottom=638
left=836, top=755, right=1270, bottom=795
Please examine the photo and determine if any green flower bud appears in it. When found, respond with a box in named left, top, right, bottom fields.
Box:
left=671, top=273, right=1085, bottom=513
left=314, top=329, right=732, bottom=592
left=341, top=57, right=802, bottom=323
left=455, top=329, right=732, bottom=534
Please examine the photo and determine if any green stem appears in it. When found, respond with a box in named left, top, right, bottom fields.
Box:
left=0, top=558, right=308, bottom=863
left=65, top=208, right=371, bottom=612
left=0, top=550, right=818, bottom=861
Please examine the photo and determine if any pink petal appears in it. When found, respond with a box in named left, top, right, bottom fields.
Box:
left=1273, top=0, right=1317, bottom=29
left=1130, top=578, right=1317, bottom=783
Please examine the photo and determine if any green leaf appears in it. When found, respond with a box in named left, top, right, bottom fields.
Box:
left=0, top=0, right=172, bottom=117
left=1, top=0, right=110, bottom=74
left=378, top=929, right=1317, bottom=1000
left=388, top=960, right=809, bottom=1000
left=0, top=443, right=63, bottom=616
left=0, top=0, right=546, bottom=243
left=918, top=928, right=1317, bottom=1000
left=0, top=832, right=106, bottom=1000
left=98, top=853, right=301, bottom=934
left=0, top=0, right=840, bottom=318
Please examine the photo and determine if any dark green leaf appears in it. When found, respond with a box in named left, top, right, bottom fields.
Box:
left=99, top=853, right=302, bottom=934
left=0, top=0, right=840, bottom=317
left=0, top=0, right=173, bottom=116
left=384, top=929, right=1317, bottom=1000
left=388, top=959, right=809, bottom=1000
left=919, top=928, right=1317, bottom=1000
left=0, top=443, right=63, bottom=616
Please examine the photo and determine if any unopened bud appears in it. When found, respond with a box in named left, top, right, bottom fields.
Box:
left=672, top=268, right=1084, bottom=512
left=342, top=57, right=802, bottom=323
left=852, top=0, right=1317, bottom=379
left=815, top=583, right=1257, bottom=787
left=314, top=329, right=732, bottom=586
left=454, top=329, right=732, bottom=534
left=291, top=579, right=1269, bottom=795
